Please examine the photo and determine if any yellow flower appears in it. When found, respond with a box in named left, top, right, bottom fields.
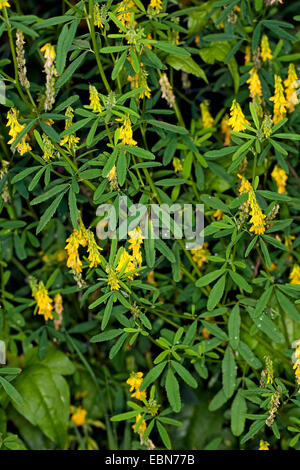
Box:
left=191, top=242, right=210, bottom=269
left=238, top=174, right=266, bottom=235
left=200, top=101, right=214, bottom=129
left=128, top=65, right=151, bottom=99
left=6, top=108, right=32, bottom=156
left=284, top=235, right=295, bottom=249
left=117, top=0, right=136, bottom=28
left=132, top=414, right=147, bottom=434
left=94, top=2, right=103, bottom=28
left=271, top=165, right=287, bottom=194
left=0, top=0, right=10, bottom=9
left=116, top=249, right=137, bottom=280
left=213, top=209, right=224, bottom=220
left=244, top=45, right=251, bottom=64
left=71, top=406, right=87, bottom=426
left=259, top=440, right=270, bottom=450
left=228, top=99, right=249, bottom=132
left=116, top=116, right=137, bottom=146
left=40, top=43, right=56, bottom=61
left=269, top=75, right=287, bottom=124
left=127, top=371, right=144, bottom=391
left=173, top=157, right=183, bottom=173
left=290, top=265, right=300, bottom=285
left=128, top=226, right=144, bottom=265
left=292, top=340, right=300, bottom=393
left=221, top=114, right=231, bottom=146
left=89, top=85, right=102, bottom=113
left=149, top=0, right=163, bottom=12
left=65, top=221, right=102, bottom=274
left=60, top=106, right=80, bottom=149
left=284, top=63, right=299, bottom=113
left=261, top=35, right=272, bottom=62
left=106, top=266, right=120, bottom=291
left=32, top=281, right=53, bottom=321
left=247, top=67, right=262, bottom=98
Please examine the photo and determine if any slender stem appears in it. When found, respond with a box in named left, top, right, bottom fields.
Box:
left=87, top=0, right=111, bottom=94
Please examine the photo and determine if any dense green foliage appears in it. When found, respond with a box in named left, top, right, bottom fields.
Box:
left=0, top=0, right=300, bottom=451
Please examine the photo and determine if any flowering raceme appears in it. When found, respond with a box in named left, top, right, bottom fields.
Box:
left=159, top=73, right=175, bottom=108
left=228, top=99, right=249, bottom=131
left=271, top=165, right=287, bottom=194
left=221, top=114, right=231, bottom=146
left=261, top=35, right=272, bottom=62
left=284, top=63, right=299, bottom=113
left=270, top=75, right=287, bottom=124
left=60, top=106, right=80, bottom=149
left=238, top=174, right=266, bottom=235
left=247, top=68, right=262, bottom=99
left=89, top=85, right=102, bottom=113
left=200, top=101, right=214, bottom=129
left=65, top=220, right=102, bottom=275
left=290, top=265, right=300, bottom=285
left=40, top=43, right=57, bottom=111
left=6, top=108, right=32, bottom=155
left=31, top=280, right=53, bottom=321
left=0, top=0, right=10, bottom=9
left=117, top=116, right=137, bottom=146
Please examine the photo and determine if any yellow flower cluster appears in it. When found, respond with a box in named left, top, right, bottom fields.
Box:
left=94, top=2, right=103, bottom=28
left=244, top=45, right=250, bottom=64
left=54, top=293, right=63, bottom=331
left=60, top=106, right=80, bottom=149
left=107, top=265, right=121, bottom=291
left=191, top=242, right=210, bottom=269
left=116, top=249, right=137, bottom=280
left=213, top=209, right=224, bottom=220
left=117, top=116, right=137, bottom=146
left=65, top=220, right=102, bottom=274
left=128, top=65, right=151, bottom=99
left=32, top=281, right=53, bottom=321
left=259, top=440, right=270, bottom=450
left=6, top=108, right=32, bottom=156
left=0, top=0, right=10, bottom=9
left=228, top=99, right=249, bottom=132
left=126, top=371, right=146, bottom=400
left=284, top=63, right=299, bottom=113
left=117, top=0, right=136, bottom=28
left=149, top=0, right=163, bottom=12
left=271, top=165, right=287, bottom=194
left=290, top=264, right=300, bottom=285
left=173, top=157, right=183, bottom=173
left=269, top=75, right=287, bottom=124
left=261, top=35, right=272, bottom=62
left=89, top=85, right=102, bottom=113
left=247, top=67, right=262, bottom=99
left=292, top=340, right=300, bottom=393
left=221, top=114, right=231, bottom=146
left=238, top=174, right=266, bottom=235
left=70, top=406, right=87, bottom=426
left=128, top=226, right=144, bottom=265
left=200, top=101, right=214, bottom=129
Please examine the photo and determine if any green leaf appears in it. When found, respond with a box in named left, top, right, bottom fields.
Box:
left=228, top=304, right=240, bottom=350
left=275, top=290, right=300, bottom=322
left=13, top=364, right=70, bottom=448
left=229, top=270, right=253, bottom=293
left=156, top=421, right=172, bottom=449
left=238, top=341, right=262, bottom=369
left=155, top=238, right=176, bottom=263
left=171, top=360, right=197, bottom=388
left=0, top=376, right=23, bottom=405
left=90, top=329, right=123, bottom=343
left=201, top=320, right=228, bottom=341
left=222, top=346, right=236, bottom=399
left=56, top=52, right=87, bottom=90
left=166, top=55, right=207, bottom=82
left=207, top=274, right=226, bottom=311
left=68, top=189, right=79, bottom=230
left=196, top=268, right=226, bottom=287
left=110, top=410, right=141, bottom=421
left=101, top=295, right=114, bottom=330
left=140, top=362, right=167, bottom=391
left=36, top=192, right=66, bottom=234
left=165, top=368, right=181, bottom=412
left=231, top=392, right=247, bottom=437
